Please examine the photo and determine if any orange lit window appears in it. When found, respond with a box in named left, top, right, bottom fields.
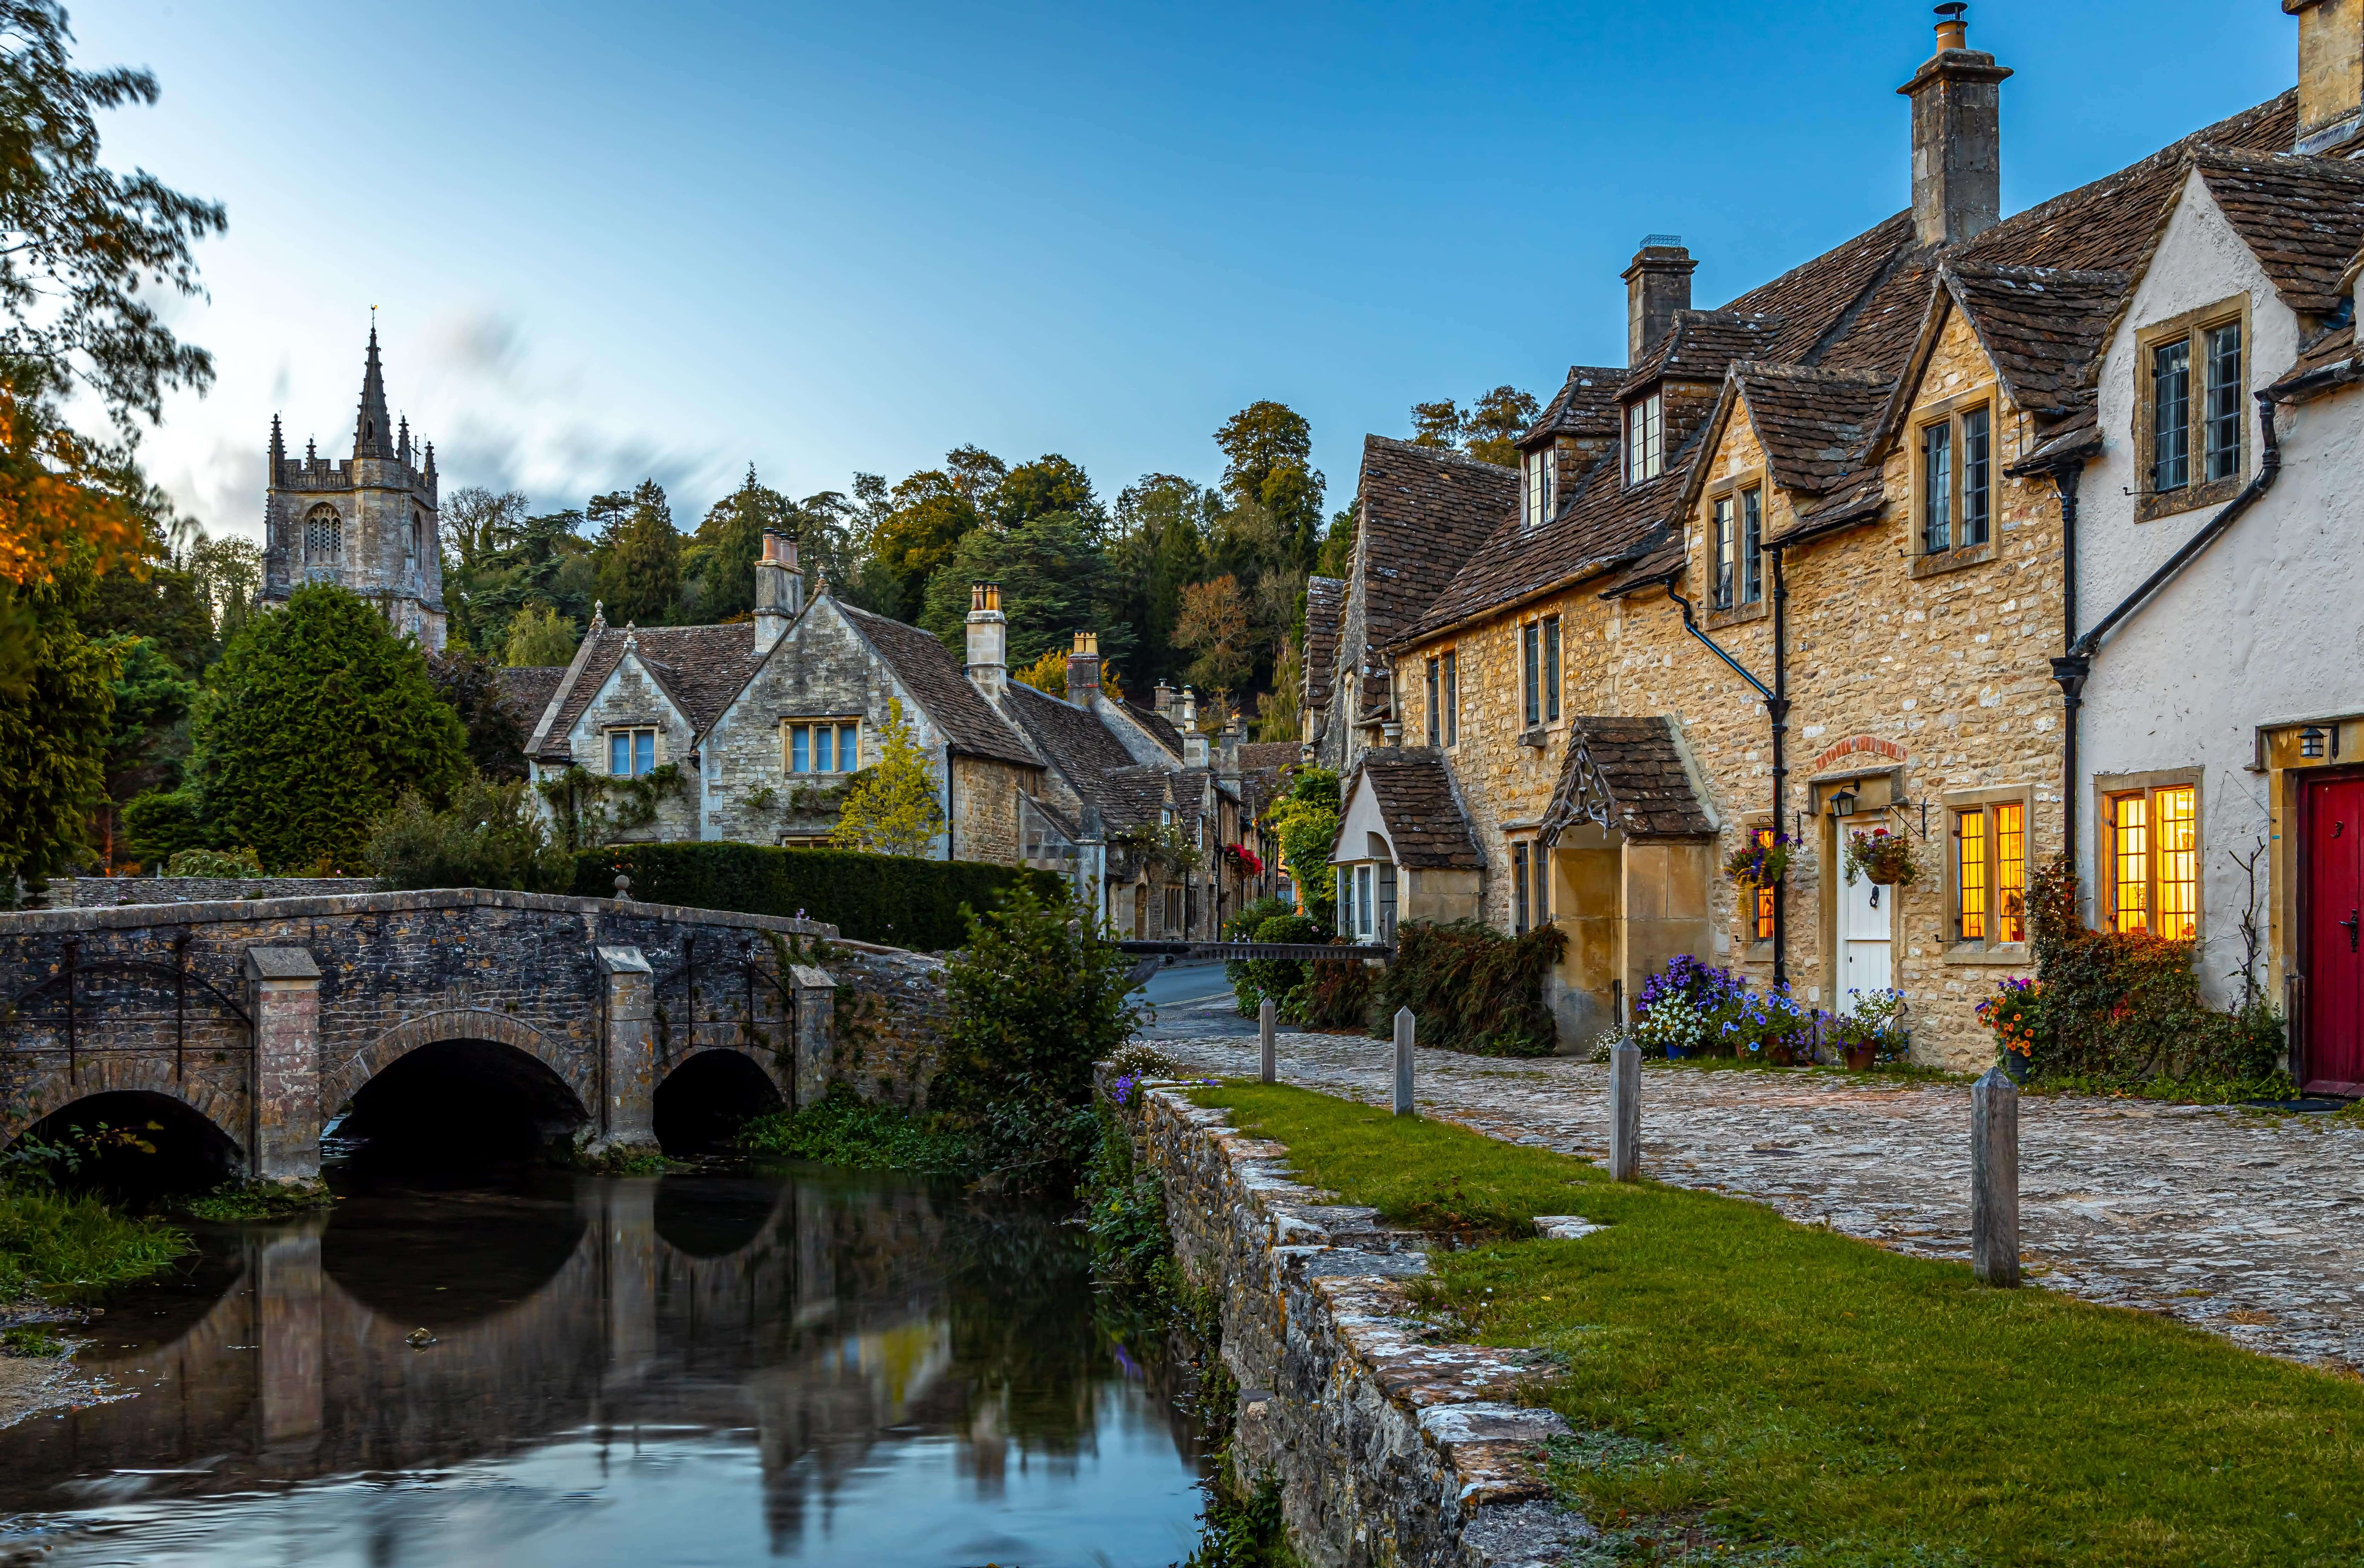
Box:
left=1753, top=825, right=1775, bottom=942
left=2108, top=783, right=2199, bottom=938
left=1956, top=810, right=1988, bottom=941
left=1995, top=802, right=2025, bottom=943
left=1952, top=798, right=2030, bottom=950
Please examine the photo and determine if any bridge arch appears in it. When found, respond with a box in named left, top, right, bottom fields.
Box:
left=0, top=1057, right=246, bottom=1163
left=335, top=1010, right=593, bottom=1164
left=331, top=1008, right=593, bottom=1112
left=652, top=1046, right=790, bottom=1154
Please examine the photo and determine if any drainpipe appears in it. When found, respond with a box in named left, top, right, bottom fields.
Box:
left=1665, top=580, right=1788, bottom=990
left=2052, top=394, right=2283, bottom=895
left=2046, top=464, right=2085, bottom=878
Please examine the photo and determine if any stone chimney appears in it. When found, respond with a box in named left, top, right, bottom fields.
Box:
left=1181, top=687, right=1209, bottom=767
left=1898, top=4, right=2011, bottom=249
left=2290, top=0, right=2364, bottom=154
left=1219, top=716, right=1242, bottom=774
left=1153, top=681, right=1177, bottom=717
left=1066, top=630, right=1102, bottom=705
left=1621, top=237, right=1696, bottom=366
left=752, top=530, right=801, bottom=654
left=965, top=582, right=1008, bottom=697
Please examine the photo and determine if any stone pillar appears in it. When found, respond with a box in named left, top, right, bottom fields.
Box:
left=254, top=1215, right=326, bottom=1464
left=1971, top=1067, right=2021, bottom=1288
left=595, top=946, right=657, bottom=1151
left=244, top=947, right=322, bottom=1183
left=1608, top=1044, right=1641, bottom=1182
left=790, top=965, right=837, bottom=1109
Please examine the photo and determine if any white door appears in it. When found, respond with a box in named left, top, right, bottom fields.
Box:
left=1838, top=828, right=1893, bottom=1013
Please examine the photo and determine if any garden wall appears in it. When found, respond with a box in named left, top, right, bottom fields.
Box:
left=1123, top=1083, right=1595, bottom=1567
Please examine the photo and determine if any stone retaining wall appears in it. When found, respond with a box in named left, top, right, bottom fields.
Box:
left=49, top=877, right=384, bottom=908
left=1125, top=1083, right=1595, bottom=1567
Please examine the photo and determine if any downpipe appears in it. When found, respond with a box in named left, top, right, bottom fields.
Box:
left=1666, top=580, right=1789, bottom=990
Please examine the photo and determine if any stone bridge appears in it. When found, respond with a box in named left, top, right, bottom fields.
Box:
left=0, top=888, right=950, bottom=1180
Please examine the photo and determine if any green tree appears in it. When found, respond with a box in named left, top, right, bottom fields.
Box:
left=0, top=563, right=115, bottom=884
left=1106, top=473, right=1212, bottom=688
left=1464, top=385, right=1541, bottom=467
left=426, top=646, right=526, bottom=783
left=188, top=583, right=467, bottom=872
left=1268, top=767, right=1340, bottom=925
left=187, top=534, right=260, bottom=647
left=919, top=510, right=1104, bottom=669
left=503, top=603, right=577, bottom=667
left=589, top=479, right=681, bottom=626
left=99, top=631, right=193, bottom=801
left=1215, top=400, right=1325, bottom=571
left=829, top=700, right=942, bottom=858
left=1316, top=502, right=1356, bottom=580
left=992, top=454, right=1100, bottom=530
left=683, top=465, right=796, bottom=622
left=439, top=486, right=529, bottom=572
left=364, top=774, right=571, bottom=892
left=870, top=468, right=982, bottom=614
left=1409, top=398, right=1465, bottom=449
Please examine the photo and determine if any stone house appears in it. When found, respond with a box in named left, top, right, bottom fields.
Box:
left=1346, top=9, right=2341, bottom=1068
left=259, top=327, right=447, bottom=649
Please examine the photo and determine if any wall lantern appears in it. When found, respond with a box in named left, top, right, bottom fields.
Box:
left=1828, top=787, right=1858, bottom=818
left=2300, top=725, right=2330, bottom=760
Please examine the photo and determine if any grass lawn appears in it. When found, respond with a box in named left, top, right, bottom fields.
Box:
left=0, top=1184, right=189, bottom=1302
left=1195, top=1083, right=2364, bottom=1567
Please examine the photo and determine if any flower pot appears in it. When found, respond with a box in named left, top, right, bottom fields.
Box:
left=1841, top=1043, right=1877, bottom=1072
left=1665, top=1043, right=1696, bottom=1061
left=2001, top=1049, right=2031, bottom=1086
left=1768, top=1043, right=1798, bottom=1067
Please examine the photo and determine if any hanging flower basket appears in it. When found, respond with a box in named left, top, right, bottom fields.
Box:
left=1722, top=834, right=1794, bottom=890
left=1843, top=828, right=1919, bottom=887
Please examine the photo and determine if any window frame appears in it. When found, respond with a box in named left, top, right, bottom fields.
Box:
left=2135, top=298, right=2250, bottom=522
left=1542, top=615, right=1561, bottom=723
left=2096, top=770, right=2203, bottom=940
left=1942, top=785, right=2034, bottom=962
left=1441, top=649, right=1458, bottom=747
left=606, top=726, right=658, bottom=779
left=1748, top=821, right=1777, bottom=946
left=1626, top=392, right=1663, bottom=484
left=1512, top=842, right=1530, bottom=936
left=1521, top=621, right=1541, bottom=729
left=1522, top=446, right=1556, bottom=528
left=1424, top=657, right=1441, bottom=747
left=783, top=717, right=863, bottom=775
left=1703, top=472, right=1769, bottom=623
left=1912, top=390, right=1997, bottom=569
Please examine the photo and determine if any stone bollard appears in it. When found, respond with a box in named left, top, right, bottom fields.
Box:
left=613, top=872, right=632, bottom=902
left=1259, top=997, right=1277, bottom=1085
left=1393, top=1006, right=1415, bottom=1117
left=1971, top=1066, right=2020, bottom=1288
left=1608, top=1043, right=1641, bottom=1181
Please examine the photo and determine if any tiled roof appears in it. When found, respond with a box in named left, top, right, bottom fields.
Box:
left=1097, top=765, right=1172, bottom=829
left=496, top=665, right=566, bottom=728
left=838, top=602, right=1039, bottom=767
left=1770, top=475, right=1887, bottom=546
left=2192, top=149, right=2364, bottom=316
left=2265, top=322, right=2362, bottom=400
left=1519, top=365, right=1624, bottom=447
left=1302, top=575, right=1346, bottom=716
left=2006, top=405, right=2103, bottom=475
left=1339, top=747, right=1482, bottom=870
left=1540, top=716, right=1714, bottom=842
left=1236, top=741, right=1299, bottom=773
left=1622, top=311, right=1787, bottom=395
left=1405, top=456, right=1685, bottom=638
left=1725, top=212, right=1920, bottom=365
left=1355, top=437, right=1518, bottom=703
left=1939, top=262, right=2129, bottom=415
left=534, top=623, right=763, bottom=760
left=1125, top=702, right=1186, bottom=756
left=1728, top=364, right=1895, bottom=494
left=1002, top=681, right=1135, bottom=798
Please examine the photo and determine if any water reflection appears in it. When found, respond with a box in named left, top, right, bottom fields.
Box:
left=0, top=1166, right=1206, bottom=1567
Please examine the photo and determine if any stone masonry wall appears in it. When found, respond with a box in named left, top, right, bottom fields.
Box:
left=561, top=655, right=703, bottom=842
left=950, top=754, right=1028, bottom=866
left=52, top=877, right=383, bottom=909
left=1122, top=1081, right=1591, bottom=1567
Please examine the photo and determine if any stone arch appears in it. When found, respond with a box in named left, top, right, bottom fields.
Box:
left=0, top=1056, right=245, bottom=1159
left=331, top=1008, right=593, bottom=1113
left=653, top=1041, right=793, bottom=1106
left=1811, top=734, right=1909, bottom=774
left=651, top=1045, right=792, bottom=1155
left=303, top=502, right=341, bottom=566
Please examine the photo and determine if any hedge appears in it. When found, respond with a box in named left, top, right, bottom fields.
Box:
left=1378, top=919, right=1568, bottom=1057
left=571, top=842, right=1066, bottom=951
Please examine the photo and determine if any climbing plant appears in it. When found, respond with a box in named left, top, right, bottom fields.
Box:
left=534, top=761, right=689, bottom=850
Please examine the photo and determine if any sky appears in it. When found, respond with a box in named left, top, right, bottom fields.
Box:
left=72, top=0, right=2296, bottom=545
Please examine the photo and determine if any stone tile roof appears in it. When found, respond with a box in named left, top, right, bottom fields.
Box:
left=2006, top=404, right=2103, bottom=475
left=1097, top=765, right=1172, bottom=829
left=1725, top=212, right=1921, bottom=365
left=1540, top=716, right=1714, bottom=843
left=2191, top=149, right=2364, bottom=316
left=1728, top=365, right=1895, bottom=494
left=1302, top=575, right=1346, bottom=716
left=1622, top=312, right=1787, bottom=395
left=1002, top=681, right=1137, bottom=803
left=496, top=666, right=567, bottom=728
left=1236, top=741, right=1299, bottom=773
left=1339, top=747, right=1482, bottom=870
left=838, top=602, right=1039, bottom=768
left=1769, top=474, right=1888, bottom=546
left=534, top=623, right=763, bottom=760
left=2265, top=322, right=2362, bottom=400
left=1938, top=261, right=2129, bottom=416
left=1125, top=702, right=1186, bottom=756
left=1355, top=436, right=1518, bottom=703
left=1406, top=456, right=1686, bottom=638
left=1518, top=365, right=1624, bottom=447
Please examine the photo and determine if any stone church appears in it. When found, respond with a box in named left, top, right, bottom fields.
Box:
left=258, top=327, right=448, bottom=649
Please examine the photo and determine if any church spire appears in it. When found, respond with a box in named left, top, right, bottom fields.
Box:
left=269, top=412, right=285, bottom=483
left=353, top=322, right=394, bottom=459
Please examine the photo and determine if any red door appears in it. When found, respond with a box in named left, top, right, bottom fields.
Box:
left=2305, top=775, right=2364, bottom=1092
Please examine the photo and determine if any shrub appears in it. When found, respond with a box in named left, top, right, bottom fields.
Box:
left=1224, top=894, right=1293, bottom=1012
left=163, top=845, right=261, bottom=878
left=574, top=841, right=1063, bottom=950
left=1223, top=897, right=1324, bottom=1014
left=122, top=787, right=212, bottom=865
left=1710, top=983, right=1812, bottom=1061
left=1377, top=919, right=1567, bottom=1057
left=1265, top=767, right=1340, bottom=926
left=737, top=1090, right=974, bottom=1177
left=1834, top=988, right=1912, bottom=1063
left=1293, top=953, right=1376, bottom=1032
left=0, top=1182, right=189, bottom=1301
left=365, top=774, right=572, bottom=892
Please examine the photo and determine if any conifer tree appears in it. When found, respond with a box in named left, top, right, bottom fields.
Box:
left=589, top=480, right=681, bottom=626
left=829, top=700, right=943, bottom=858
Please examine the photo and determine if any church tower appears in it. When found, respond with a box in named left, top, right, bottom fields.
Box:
left=258, top=326, right=446, bottom=649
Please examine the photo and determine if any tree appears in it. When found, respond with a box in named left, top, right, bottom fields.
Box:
left=0, top=561, right=115, bottom=884
left=1409, top=398, right=1465, bottom=449
left=1256, top=641, right=1302, bottom=742
left=440, top=486, right=529, bottom=571
left=0, top=2, right=224, bottom=430
left=187, top=534, right=260, bottom=646
left=993, top=454, right=1101, bottom=530
left=1464, top=385, right=1541, bottom=467
left=99, top=632, right=192, bottom=798
left=682, top=465, right=796, bottom=622
left=1106, top=473, right=1212, bottom=688
left=1215, top=400, right=1325, bottom=570
left=589, top=479, right=681, bottom=626
left=1175, top=573, right=1252, bottom=698
left=869, top=468, right=981, bottom=614
left=503, top=603, right=577, bottom=667
left=1013, top=645, right=1123, bottom=700
left=364, top=774, right=571, bottom=893
left=918, top=510, right=1104, bottom=669
left=427, top=646, right=526, bottom=782
left=829, top=700, right=942, bottom=858
left=1267, top=767, right=1340, bottom=924
left=81, top=517, right=211, bottom=675
left=187, top=583, right=468, bottom=872
left=1315, top=501, right=1356, bottom=580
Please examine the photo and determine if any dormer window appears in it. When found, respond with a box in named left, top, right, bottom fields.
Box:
left=1522, top=447, right=1555, bottom=526
left=1626, top=393, right=1663, bottom=483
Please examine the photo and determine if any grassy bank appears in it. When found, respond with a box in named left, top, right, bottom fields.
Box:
left=0, top=1185, right=190, bottom=1302
left=738, top=1094, right=976, bottom=1178
left=1196, top=1083, right=2364, bottom=1567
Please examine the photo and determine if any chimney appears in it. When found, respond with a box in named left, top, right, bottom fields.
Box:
left=753, top=530, right=801, bottom=654
left=2290, top=0, right=2364, bottom=153
left=1219, top=715, right=1242, bottom=774
left=1898, top=4, right=2011, bottom=249
left=1181, top=687, right=1209, bottom=767
left=1153, top=681, right=1176, bottom=717
left=964, top=581, right=1008, bottom=697
left=1621, top=237, right=1696, bottom=366
left=1065, top=630, right=1102, bottom=705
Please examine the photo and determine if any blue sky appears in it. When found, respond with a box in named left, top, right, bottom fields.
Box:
left=79, top=0, right=2293, bottom=543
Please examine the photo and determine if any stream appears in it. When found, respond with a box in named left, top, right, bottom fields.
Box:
left=0, top=1162, right=1209, bottom=1567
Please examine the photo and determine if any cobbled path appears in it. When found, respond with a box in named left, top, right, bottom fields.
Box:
left=1155, top=1030, right=2364, bottom=1371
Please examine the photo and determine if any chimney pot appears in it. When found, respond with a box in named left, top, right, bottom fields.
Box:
left=1066, top=629, right=1103, bottom=705
left=2290, top=0, right=2364, bottom=153
left=1898, top=4, right=2012, bottom=248
left=1621, top=238, right=1696, bottom=367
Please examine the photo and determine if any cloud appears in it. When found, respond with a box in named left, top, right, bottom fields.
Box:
left=433, top=307, right=527, bottom=381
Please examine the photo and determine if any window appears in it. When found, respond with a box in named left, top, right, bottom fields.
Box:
left=1918, top=403, right=1991, bottom=556
left=1711, top=486, right=1765, bottom=611
left=1164, top=885, right=1185, bottom=935
left=1378, top=861, right=1397, bottom=943
left=608, top=728, right=657, bottom=778
left=1441, top=651, right=1458, bottom=746
left=786, top=720, right=861, bottom=774
left=1542, top=616, right=1561, bottom=722
left=1521, top=623, right=1540, bottom=728
left=1711, top=495, right=1737, bottom=609
left=2140, top=305, right=2247, bottom=515
left=1513, top=844, right=1530, bottom=936
left=1951, top=799, right=2028, bottom=948
left=2107, top=783, right=2198, bottom=937
left=1523, top=447, right=1555, bottom=527
left=1752, top=824, right=1776, bottom=942
left=407, top=510, right=421, bottom=562
left=1355, top=864, right=1374, bottom=939
left=1425, top=658, right=1440, bottom=746
left=1741, top=487, right=1764, bottom=603
left=1626, top=393, right=1663, bottom=483
left=304, top=505, right=341, bottom=565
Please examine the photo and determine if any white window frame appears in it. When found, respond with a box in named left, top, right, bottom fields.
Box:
left=1626, top=393, right=1664, bottom=483
left=1522, top=446, right=1556, bottom=527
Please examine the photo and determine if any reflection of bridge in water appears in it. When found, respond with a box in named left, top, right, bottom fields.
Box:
left=0, top=1169, right=1199, bottom=1553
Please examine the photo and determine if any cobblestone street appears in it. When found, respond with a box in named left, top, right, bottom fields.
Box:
left=1156, top=1031, right=2364, bottom=1371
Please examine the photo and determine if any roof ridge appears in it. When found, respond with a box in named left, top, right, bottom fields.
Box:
left=1362, top=432, right=1521, bottom=475
left=1726, top=360, right=1893, bottom=385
